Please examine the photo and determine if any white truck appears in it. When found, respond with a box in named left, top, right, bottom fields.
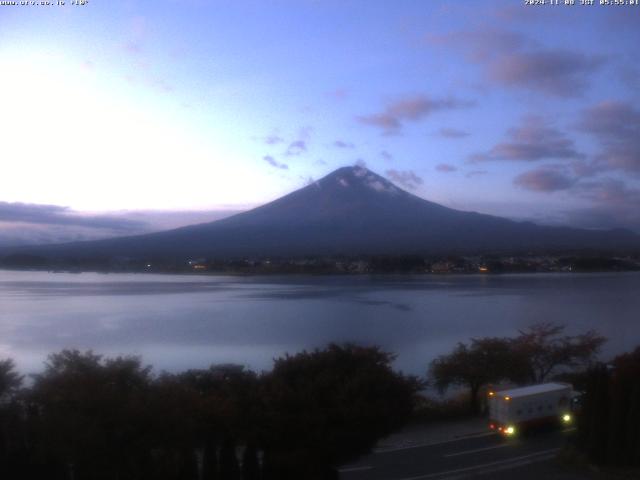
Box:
left=487, top=382, right=575, bottom=436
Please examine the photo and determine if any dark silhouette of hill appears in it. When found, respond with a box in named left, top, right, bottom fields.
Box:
left=4, top=166, right=639, bottom=259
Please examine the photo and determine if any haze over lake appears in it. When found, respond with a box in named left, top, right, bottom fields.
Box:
left=1, top=270, right=638, bottom=376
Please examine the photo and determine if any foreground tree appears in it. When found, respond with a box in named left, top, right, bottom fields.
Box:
left=513, top=322, right=606, bottom=383
left=429, top=337, right=525, bottom=413
left=261, top=343, right=421, bottom=479
left=430, top=324, right=606, bottom=413
left=0, top=359, right=23, bottom=473
left=157, top=363, right=261, bottom=480
left=0, top=359, right=22, bottom=402
left=28, top=350, right=155, bottom=480
left=577, top=346, right=640, bottom=467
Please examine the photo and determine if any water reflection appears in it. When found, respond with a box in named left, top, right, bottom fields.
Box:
left=1, top=270, right=639, bottom=375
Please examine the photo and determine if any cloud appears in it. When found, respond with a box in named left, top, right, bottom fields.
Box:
left=437, top=127, right=470, bottom=139
left=617, top=65, right=640, bottom=93
left=0, top=208, right=245, bottom=247
left=380, top=150, right=393, bottom=161
left=429, top=28, right=604, bottom=97
left=264, top=134, right=284, bottom=145
left=578, top=101, right=640, bottom=174
left=510, top=167, right=640, bottom=231
left=123, top=42, right=143, bottom=56
left=297, top=126, right=313, bottom=141
left=466, top=170, right=488, bottom=178
left=491, top=5, right=552, bottom=24
left=263, top=155, right=288, bottom=170
left=123, top=16, right=148, bottom=56
left=427, top=29, right=527, bottom=62
left=566, top=178, right=640, bottom=231
left=0, top=202, right=146, bottom=232
left=276, top=127, right=313, bottom=156
left=385, top=169, right=424, bottom=190
left=563, top=207, right=640, bottom=233
left=357, top=95, right=473, bottom=135
left=117, top=209, right=242, bottom=231
left=0, top=224, right=117, bottom=247
left=436, top=163, right=457, bottom=173
left=285, top=140, right=307, bottom=156
left=577, top=178, right=640, bottom=206
left=81, top=60, right=95, bottom=71
left=327, top=88, right=348, bottom=100
left=151, top=78, right=174, bottom=94
left=567, top=159, right=604, bottom=178
left=489, top=50, right=605, bottom=97
left=355, top=159, right=367, bottom=169
left=333, top=140, right=355, bottom=149
left=302, top=176, right=317, bottom=186
left=604, top=8, right=640, bottom=33
left=471, top=116, right=583, bottom=162
left=514, top=167, right=575, bottom=192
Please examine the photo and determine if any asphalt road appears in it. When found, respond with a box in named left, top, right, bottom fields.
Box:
left=339, top=427, right=576, bottom=480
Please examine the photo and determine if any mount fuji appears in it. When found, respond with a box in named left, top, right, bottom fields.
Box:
left=5, top=166, right=639, bottom=259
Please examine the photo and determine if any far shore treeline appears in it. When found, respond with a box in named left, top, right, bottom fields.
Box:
left=2, top=251, right=640, bottom=275
left=0, top=325, right=638, bottom=479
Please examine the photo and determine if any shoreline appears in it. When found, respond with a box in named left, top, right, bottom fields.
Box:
left=1, top=266, right=639, bottom=277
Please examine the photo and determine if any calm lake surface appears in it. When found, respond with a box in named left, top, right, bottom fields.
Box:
left=1, top=270, right=639, bottom=376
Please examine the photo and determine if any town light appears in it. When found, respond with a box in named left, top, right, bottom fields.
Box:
left=504, top=396, right=511, bottom=401
left=488, top=391, right=495, bottom=396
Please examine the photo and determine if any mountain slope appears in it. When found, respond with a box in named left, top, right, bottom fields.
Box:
left=5, top=166, right=639, bottom=259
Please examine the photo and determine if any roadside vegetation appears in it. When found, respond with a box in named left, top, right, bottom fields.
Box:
left=428, top=322, right=606, bottom=413
left=570, top=346, right=640, bottom=469
left=0, top=324, right=637, bottom=479
left=428, top=323, right=640, bottom=473
left=0, top=344, right=420, bottom=480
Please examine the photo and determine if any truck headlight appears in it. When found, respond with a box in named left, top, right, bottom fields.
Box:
left=562, top=414, right=572, bottom=423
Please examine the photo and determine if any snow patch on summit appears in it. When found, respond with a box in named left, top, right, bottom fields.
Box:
left=364, top=174, right=399, bottom=194
left=333, top=167, right=399, bottom=194
left=367, top=180, right=387, bottom=192
left=354, top=166, right=368, bottom=178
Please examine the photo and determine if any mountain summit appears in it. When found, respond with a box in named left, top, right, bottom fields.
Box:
left=7, top=166, right=639, bottom=258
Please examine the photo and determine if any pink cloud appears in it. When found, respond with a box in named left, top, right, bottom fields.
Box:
left=578, top=101, right=640, bottom=174
left=514, top=168, right=574, bottom=192
left=436, top=163, right=457, bottom=173
left=429, top=28, right=604, bottom=97
left=358, top=95, right=473, bottom=135
left=471, top=116, right=583, bottom=162
left=489, top=50, right=605, bottom=97
left=437, top=127, right=469, bottom=139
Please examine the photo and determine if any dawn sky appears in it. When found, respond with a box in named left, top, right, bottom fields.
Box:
left=1, top=0, right=639, bottom=243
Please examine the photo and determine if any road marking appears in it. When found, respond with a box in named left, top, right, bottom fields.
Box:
left=374, top=432, right=494, bottom=454
left=443, top=443, right=510, bottom=457
left=338, top=465, right=372, bottom=473
left=397, top=447, right=560, bottom=480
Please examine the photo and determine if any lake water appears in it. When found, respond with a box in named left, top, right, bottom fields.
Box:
left=1, top=270, right=639, bottom=376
